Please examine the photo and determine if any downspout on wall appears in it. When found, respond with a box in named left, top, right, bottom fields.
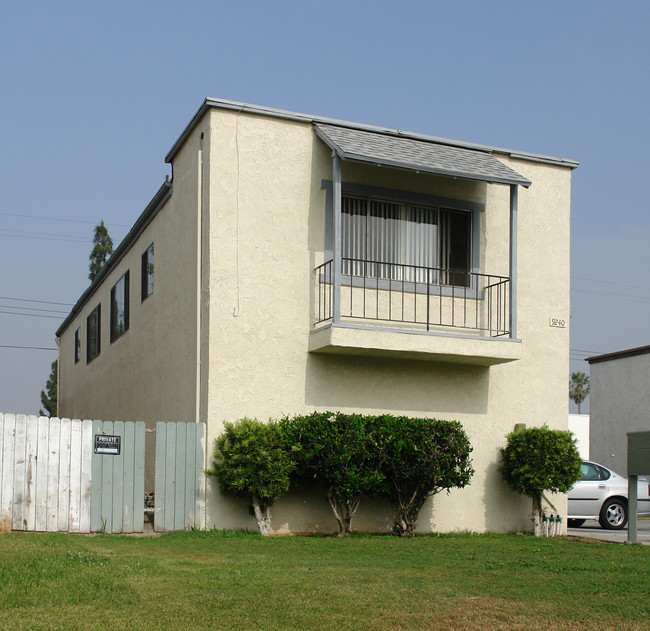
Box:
left=197, top=131, right=208, bottom=530
left=509, top=184, right=519, bottom=339
left=196, top=134, right=204, bottom=426
left=332, top=153, right=342, bottom=325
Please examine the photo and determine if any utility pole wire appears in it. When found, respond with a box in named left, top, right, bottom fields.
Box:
left=0, top=310, right=64, bottom=320
left=0, top=304, right=69, bottom=314
left=0, top=344, right=57, bottom=351
left=0, top=210, right=130, bottom=227
left=0, top=296, right=74, bottom=306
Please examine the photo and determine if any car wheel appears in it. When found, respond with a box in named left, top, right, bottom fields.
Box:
left=599, top=498, right=627, bottom=530
left=567, top=519, right=585, bottom=528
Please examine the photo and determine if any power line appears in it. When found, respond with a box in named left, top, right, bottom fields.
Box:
left=0, top=210, right=131, bottom=228
left=0, top=296, right=74, bottom=307
left=0, top=233, right=89, bottom=244
left=572, top=288, right=650, bottom=302
left=572, top=275, right=650, bottom=292
left=0, top=304, right=69, bottom=315
left=570, top=348, right=604, bottom=354
left=570, top=347, right=604, bottom=362
left=0, top=228, right=126, bottom=244
left=0, top=310, right=63, bottom=320
left=0, top=344, right=57, bottom=351
left=0, top=228, right=90, bottom=240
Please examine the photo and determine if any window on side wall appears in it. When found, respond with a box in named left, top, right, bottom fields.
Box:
left=341, top=196, right=471, bottom=286
left=110, top=271, right=129, bottom=343
left=74, top=327, right=81, bottom=364
left=141, top=243, right=154, bottom=301
left=87, top=304, right=101, bottom=363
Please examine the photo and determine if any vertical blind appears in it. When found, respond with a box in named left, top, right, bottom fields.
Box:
left=341, top=196, right=469, bottom=283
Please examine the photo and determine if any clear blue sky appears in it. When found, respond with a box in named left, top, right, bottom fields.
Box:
left=2, top=0, right=649, bottom=415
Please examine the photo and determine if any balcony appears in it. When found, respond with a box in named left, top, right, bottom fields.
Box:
left=310, top=258, right=521, bottom=366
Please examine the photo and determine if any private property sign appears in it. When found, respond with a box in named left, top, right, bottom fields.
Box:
left=94, top=434, right=121, bottom=455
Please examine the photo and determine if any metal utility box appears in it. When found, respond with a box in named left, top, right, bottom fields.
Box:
left=626, top=430, right=650, bottom=544
left=628, top=431, right=650, bottom=475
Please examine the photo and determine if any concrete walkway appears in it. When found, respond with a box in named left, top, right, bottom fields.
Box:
left=567, top=517, right=650, bottom=545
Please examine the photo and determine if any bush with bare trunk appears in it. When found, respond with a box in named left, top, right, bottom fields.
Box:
left=206, top=418, right=295, bottom=536
left=499, top=426, right=581, bottom=535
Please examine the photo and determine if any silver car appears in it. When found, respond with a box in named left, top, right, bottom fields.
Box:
left=568, top=461, right=650, bottom=530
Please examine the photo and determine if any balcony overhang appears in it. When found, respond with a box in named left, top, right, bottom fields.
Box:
left=309, top=323, right=521, bottom=367
left=314, top=124, right=532, bottom=188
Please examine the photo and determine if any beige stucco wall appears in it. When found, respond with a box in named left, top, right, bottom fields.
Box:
left=200, top=109, right=573, bottom=534
left=57, top=119, right=210, bottom=489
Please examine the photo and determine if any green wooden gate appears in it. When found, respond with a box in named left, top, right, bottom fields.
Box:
left=154, top=421, right=205, bottom=532
left=90, top=420, right=145, bottom=533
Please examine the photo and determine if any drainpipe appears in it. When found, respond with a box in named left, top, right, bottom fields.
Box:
left=196, top=135, right=204, bottom=425
left=509, top=185, right=518, bottom=339
left=197, top=133, right=207, bottom=530
left=332, top=153, right=341, bottom=325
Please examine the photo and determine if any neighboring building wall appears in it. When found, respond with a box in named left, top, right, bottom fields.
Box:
left=589, top=348, right=650, bottom=475
left=199, top=108, right=573, bottom=534
left=568, top=414, right=590, bottom=460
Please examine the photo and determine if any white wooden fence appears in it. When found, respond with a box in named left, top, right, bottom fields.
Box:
left=1, top=414, right=93, bottom=532
left=0, top=413, right=205, bottom=533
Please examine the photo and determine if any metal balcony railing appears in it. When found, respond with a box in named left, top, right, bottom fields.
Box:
left=315, top=258, right=511, bottom=337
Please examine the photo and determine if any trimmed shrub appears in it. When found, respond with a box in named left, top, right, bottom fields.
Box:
left=499, top=426, right=581, bottom=535
left=205, top=418, right=295, bottom=536
left=378, top=415, right=474, bottom=536
left=281, top=412, right=386, bottom=536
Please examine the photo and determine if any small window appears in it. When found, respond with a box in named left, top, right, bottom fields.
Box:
left=74, top=327, right=81, bottom=364
left=111, top=271, right=129, bottom=343
left=87, top=304, right=101, bottom=363
left=141, top=243, right=154, bottom=301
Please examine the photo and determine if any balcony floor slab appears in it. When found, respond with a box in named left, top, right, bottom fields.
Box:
left=309, top=323, right=521, bottom=366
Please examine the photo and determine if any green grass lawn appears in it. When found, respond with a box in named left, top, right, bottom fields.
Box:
left=0, top=530, right=648, bottom=630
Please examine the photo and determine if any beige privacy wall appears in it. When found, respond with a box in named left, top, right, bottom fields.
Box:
left=58, top=102, right=573, bottom=534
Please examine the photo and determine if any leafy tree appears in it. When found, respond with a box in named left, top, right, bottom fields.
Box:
left=205, top=418, right=295, bottom=536
left=282, top=412, right=386, bottom=536
left=39, top=360, right=57, bottom=417
left=569, top=372, right=590, bottom=413
left=378, top=416, right=474, bottom=536
left=88, top=220, right=114, bottom=281
left=499, top=426, right=581, bottom=536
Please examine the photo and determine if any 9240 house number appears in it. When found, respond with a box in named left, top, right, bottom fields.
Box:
left=549, top=318, right=566, bottom=328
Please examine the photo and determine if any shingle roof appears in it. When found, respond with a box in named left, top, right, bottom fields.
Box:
left=314, top=124, right=532, bottom=188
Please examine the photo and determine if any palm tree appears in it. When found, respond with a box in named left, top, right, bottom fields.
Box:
left=569, top=372, right=590, bottom=414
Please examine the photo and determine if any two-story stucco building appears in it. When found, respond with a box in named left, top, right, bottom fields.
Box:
left=56, top=98, right=578, bottom=533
